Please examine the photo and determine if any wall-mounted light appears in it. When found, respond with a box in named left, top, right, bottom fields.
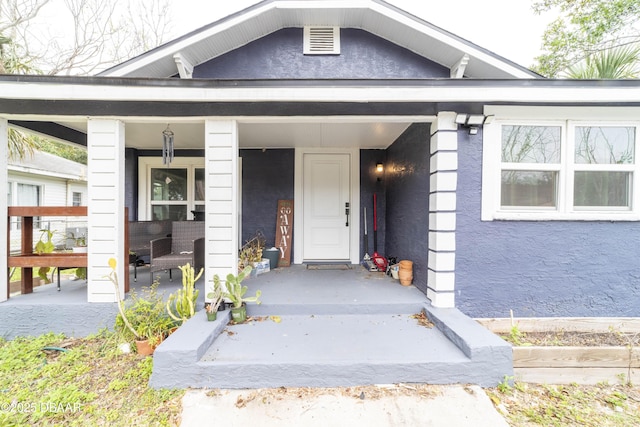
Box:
left=455, top=114, right=494, bottom=135
left=162, top=124, right=175, bottom=166
left=376, top=162, right=384, bottom=173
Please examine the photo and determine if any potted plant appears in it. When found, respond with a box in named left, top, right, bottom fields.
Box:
left=222, top=265, right=261, bottom=323
left=106, top=258, right=176, bottom=355
left=206, top=274, right=224, bottom=321
left=238, top=233, right=265, bottom=272
left=166, top=263, right=202, bottom=325
left=67, top=231, right=87, bottom=253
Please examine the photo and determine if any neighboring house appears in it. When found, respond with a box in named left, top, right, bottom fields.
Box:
left=8, top=150, right=88, bottom=251
left=0, top=0, right=639, bottom=317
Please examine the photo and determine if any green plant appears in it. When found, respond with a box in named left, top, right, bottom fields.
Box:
left=107, top=258, right=175, bottom=347
left=34, top=228, right=57, bottom=283
left=238, top=233, right=265, bottom=269
left=166, top=263, right=202, bottom=325
left=497, top=375, right=514, bottom=394
left=67, top=230, right=86, bottom=247
left=206, top=273, right=224, bottom=314
left=222, top=265, right=261, bottom=309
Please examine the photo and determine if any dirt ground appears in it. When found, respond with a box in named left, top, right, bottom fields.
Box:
left=501, top=330, right=639, bottom=346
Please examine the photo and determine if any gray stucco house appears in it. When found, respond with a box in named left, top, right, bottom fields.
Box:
left=1, top=0, right=639, bottom=318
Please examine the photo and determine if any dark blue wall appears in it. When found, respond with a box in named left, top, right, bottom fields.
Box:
left=456, top=130, right=640, bottom=318
left=194, top=28, right=449, bottom=79
left=240, top=149, right=295, bottom=249
left=383, top=124, right=431, bottom=293
left=360, top=150, right=387, bottom=261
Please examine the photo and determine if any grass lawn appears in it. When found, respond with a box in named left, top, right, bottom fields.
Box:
left=0, top=331, right=183, bottom=426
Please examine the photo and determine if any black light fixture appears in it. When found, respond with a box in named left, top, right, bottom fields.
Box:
left=162, top=124, right=174, bottom=166
left=455, top=114, right=494, bottom=135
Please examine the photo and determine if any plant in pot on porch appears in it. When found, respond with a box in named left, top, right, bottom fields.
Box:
left=106, top=258, right=176, bottom=355
left=238, top=232, right=265, bottom=273
left=166, top=263, right=202, bottom=325
left=222, top=265, right=261, bottom=323
left=205, top=274, right=224, bottom=321
left=67, top=231, right=87, bottom=253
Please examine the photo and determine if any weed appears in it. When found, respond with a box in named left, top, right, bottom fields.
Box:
left=497, top=375, right=513, bottom=393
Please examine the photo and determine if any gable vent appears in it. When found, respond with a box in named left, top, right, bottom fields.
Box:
left=304, top=26, right=340, bottom=55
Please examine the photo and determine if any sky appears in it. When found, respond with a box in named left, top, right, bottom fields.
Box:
left=31, top=0, right=557, bottom=71
left=170, top=0, right=557, bottom=68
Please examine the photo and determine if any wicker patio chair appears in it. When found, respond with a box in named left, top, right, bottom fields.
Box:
left=128, top=220, right=172, bottom=281
left=149, top=221, right=205, bottom=284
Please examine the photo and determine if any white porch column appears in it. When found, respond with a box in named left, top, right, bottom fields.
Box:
left=427, top=112, right=458, bottom=308
left=205, top=120, right=239, bottom=289
left=87, top=119, right=126, bottom=302
left=0, top=119, right=8, bottom=303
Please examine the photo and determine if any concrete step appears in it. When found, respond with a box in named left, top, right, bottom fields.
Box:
left=196, top=313, right=470, bottom=388
left=150, top=306, right=513, bottom=390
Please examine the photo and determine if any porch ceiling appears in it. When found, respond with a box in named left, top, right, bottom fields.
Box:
left=56, top=120, right=413, bottom=149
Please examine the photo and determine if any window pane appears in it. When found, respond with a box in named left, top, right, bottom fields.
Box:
left=575, top=126, right=635, bottom=164
left=151, top=169, right=187, bottom=201
left=502, top=125, right=561, bottom=163
left=152, top=205, right=188, bottom=221
left=195, top=168, right=205, bottom=201
left=501, top=170, right=557, bottom=207
left=72, top=192, right=82, bottom=206
left=17, top=183, right=40, bottom=205
left=574, top=171, right=630, bottom=207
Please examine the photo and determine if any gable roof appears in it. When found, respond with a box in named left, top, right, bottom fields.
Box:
left=9, top=150, right=87, bottom=181
left=99, top=0, right=539, bottom=79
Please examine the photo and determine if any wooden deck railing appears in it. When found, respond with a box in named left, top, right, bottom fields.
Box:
left=7, top=206, right=129, bottom=299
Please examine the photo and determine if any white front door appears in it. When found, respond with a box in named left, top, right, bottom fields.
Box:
left=302, top=153, right=351, bottom=261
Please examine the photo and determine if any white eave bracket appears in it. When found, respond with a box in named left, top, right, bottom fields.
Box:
left=450, top=54, right=469, bottom=79
left=173, top=53, right=194, bottom=79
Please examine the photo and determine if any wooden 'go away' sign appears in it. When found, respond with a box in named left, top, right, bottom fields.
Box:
left=275, top=200, right=293, bottom=267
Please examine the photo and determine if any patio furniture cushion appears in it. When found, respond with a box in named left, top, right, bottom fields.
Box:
left=149, top=221, right=205, bottom=283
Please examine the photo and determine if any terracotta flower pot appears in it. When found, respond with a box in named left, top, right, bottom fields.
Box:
left=398, top=269, right=413, bottom=286
left=399, top=260, right=413, bottom=270
left=135, top=339, right=155, bottom=356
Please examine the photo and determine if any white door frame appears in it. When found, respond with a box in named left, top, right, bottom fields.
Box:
left=294, top=147, right=360, bottom=264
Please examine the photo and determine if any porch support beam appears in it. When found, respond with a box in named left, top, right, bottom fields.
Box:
left=87, top=119, right=126, bottom=302
left=204, top=120, right=239, bottom=294
left=427, top=112, right=457, bottom=308
left=1, top=118, right=8, bottom=302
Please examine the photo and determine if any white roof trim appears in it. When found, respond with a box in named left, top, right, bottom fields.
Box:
left=99, top=0, right=537, bottom=79
left=2, top=81, right=640, bottom=105
left=173, top=53, right=194, bottom=79
left=450, top=54, right=469, bottom=79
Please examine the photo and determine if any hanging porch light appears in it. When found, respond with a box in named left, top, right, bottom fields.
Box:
left=162, top=124, right=175, bottom=166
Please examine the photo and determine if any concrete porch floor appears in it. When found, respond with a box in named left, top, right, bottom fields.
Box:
left=1, top=264, right=512, bottom=388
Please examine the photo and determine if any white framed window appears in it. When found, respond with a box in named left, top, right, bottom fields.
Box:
left=8, top=182, right=42, bottom=229
left=138, top=157, right=204, bottom=221
left=482, top=108, right=640, bottom=221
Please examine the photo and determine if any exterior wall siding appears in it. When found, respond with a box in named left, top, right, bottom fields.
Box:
left=384, top=123, right=431, bottom=293
left=194, top=28, right=449, bottom=79
left=240, top=149, right=295, bottom=249
left=456, top=129, right=640, bottom=317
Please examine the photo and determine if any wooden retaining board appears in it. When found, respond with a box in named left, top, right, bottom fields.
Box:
left=479, top=317, right=640, bottom=384
left=514, top=367, right=640, bottom=385
left=514, top=346, right=640, bottom=368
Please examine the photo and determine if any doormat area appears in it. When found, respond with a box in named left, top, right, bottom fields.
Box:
left=306, top=264, right=352, bottom=270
